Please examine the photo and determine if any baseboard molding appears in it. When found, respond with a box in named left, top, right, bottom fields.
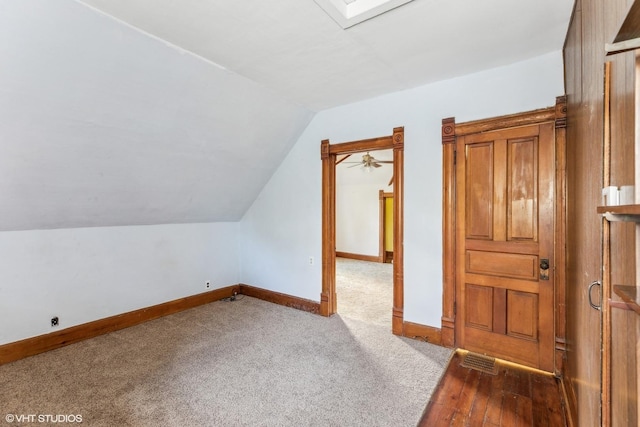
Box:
left=238, top=284, right=320, bottom=314
left=0, top=285, right=239, bottom=366
left=402, top=321, right=443, bottom=346
left=336, top=251, right=381, bottom=263
left=440, top=316, right=455, bottom=348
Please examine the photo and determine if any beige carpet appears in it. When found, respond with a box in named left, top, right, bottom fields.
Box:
left=336, top=257, right=393, bottom=327
left=0, top=296, right=450, bottom=426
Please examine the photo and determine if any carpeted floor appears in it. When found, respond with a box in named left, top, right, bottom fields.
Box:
left=0, top=296, right=450, bottom=426
left=336, top=257, right=393, bottom=327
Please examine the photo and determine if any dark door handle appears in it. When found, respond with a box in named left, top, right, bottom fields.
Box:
left=540, top=259, right=549, bottom=270
left=539, top=258, right=550, bottom=280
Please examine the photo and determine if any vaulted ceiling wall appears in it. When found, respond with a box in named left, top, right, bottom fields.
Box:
left=0, top=1, right=314, bottom=231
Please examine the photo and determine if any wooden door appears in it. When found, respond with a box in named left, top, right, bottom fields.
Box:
left=455, top=122, right=555, bottom=372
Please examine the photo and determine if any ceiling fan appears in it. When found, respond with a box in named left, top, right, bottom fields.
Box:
left=338, top=152, right=393, bottom=169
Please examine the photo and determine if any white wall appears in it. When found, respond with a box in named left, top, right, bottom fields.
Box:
left=336, top=155, right=393, bottom=256
left=0, top=222, right=239, bottom=345
left=240, top=51, right=565, bottom=327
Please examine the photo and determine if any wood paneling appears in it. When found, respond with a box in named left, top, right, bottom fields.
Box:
left=466, top=143, right=494, bottom=239
left=564, top=0, right=637, bottom=425
left=507, top=290, right=538, bottom=340
left=466, top=251, right=538, bottom=280
left=465, top=284, right=494, bottom=331
left=508, top=137, right=538, bottom=241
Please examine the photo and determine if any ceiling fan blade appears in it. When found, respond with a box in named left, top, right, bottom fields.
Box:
left=372, top=163, right=382, bottom=168
left=347, top=163, right=362, bottom=168
left=376, top=160, right=393, bottom=163
left=388, top=175, right=394, bottom=186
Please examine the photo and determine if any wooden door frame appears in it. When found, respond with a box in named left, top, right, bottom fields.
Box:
left=321, top=127, right=404, bottom=335
left=441, top=97, right=567, bottom=374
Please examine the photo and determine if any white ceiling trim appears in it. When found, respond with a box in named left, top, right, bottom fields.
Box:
left=313, top=0, right=415, bottom=28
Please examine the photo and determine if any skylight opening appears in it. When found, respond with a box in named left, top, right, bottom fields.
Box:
left=314, top=0, right=415, bottom=29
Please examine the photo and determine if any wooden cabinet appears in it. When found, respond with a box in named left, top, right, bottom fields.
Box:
left=598, top=51, right=639, bottom=426
left=564, top=1, right=638, bottom=425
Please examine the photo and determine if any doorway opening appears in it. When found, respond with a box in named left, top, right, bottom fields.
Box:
left=334, top=149, right=394, bottom=326
left=320, top=127, right=405, bottom=335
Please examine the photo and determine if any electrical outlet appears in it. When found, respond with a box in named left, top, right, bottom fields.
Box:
left=206, top=280, right=210, bottom=289
left=51, top=316, right=59, bottom=327
left=309, top=256, right=314, bottom=265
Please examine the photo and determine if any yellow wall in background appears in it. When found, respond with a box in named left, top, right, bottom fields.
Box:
left=385, top=196, right=393, bottom=251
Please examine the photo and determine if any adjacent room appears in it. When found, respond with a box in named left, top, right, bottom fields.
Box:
left=1, top=0, right=638, bottom=426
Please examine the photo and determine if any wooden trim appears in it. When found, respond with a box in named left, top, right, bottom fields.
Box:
left=601, top=61, right=612, bottom=427
left=441, top=117, right=456, bottom=347
left=329, top=136, right=394, bottom=155
left=392, top=127, right=404, bottom=335
left=335, top=154, right=351, bottom=165
left=454, top=107, right=556, bottom=137
left=321, top=127, right=404, bottom=333
left=0, top=285, right=239, bottom=365
left=402, top=321, right=443, bottom=345
left=320, top=139, right=336, bottom=316
left=554, top=95, right=568, bottom=376
left=238, top=284, right=320, bottom=314
left=335, top=251, right=380, bottom=263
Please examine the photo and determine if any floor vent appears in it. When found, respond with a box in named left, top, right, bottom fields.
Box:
left=460, top=352, right=498, bottom=375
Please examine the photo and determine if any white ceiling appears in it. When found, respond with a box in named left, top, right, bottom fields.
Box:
left=0, top=0, right=573, bottom=231
left=78, top=0, right=574, bottom=111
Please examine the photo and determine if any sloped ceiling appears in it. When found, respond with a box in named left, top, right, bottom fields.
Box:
left=77, top=0, right=575, bottom=110
left=0, top=0, right=574, bottom=231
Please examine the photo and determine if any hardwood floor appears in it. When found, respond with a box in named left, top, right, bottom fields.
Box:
left=418, top=350, right=567, bottom=426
